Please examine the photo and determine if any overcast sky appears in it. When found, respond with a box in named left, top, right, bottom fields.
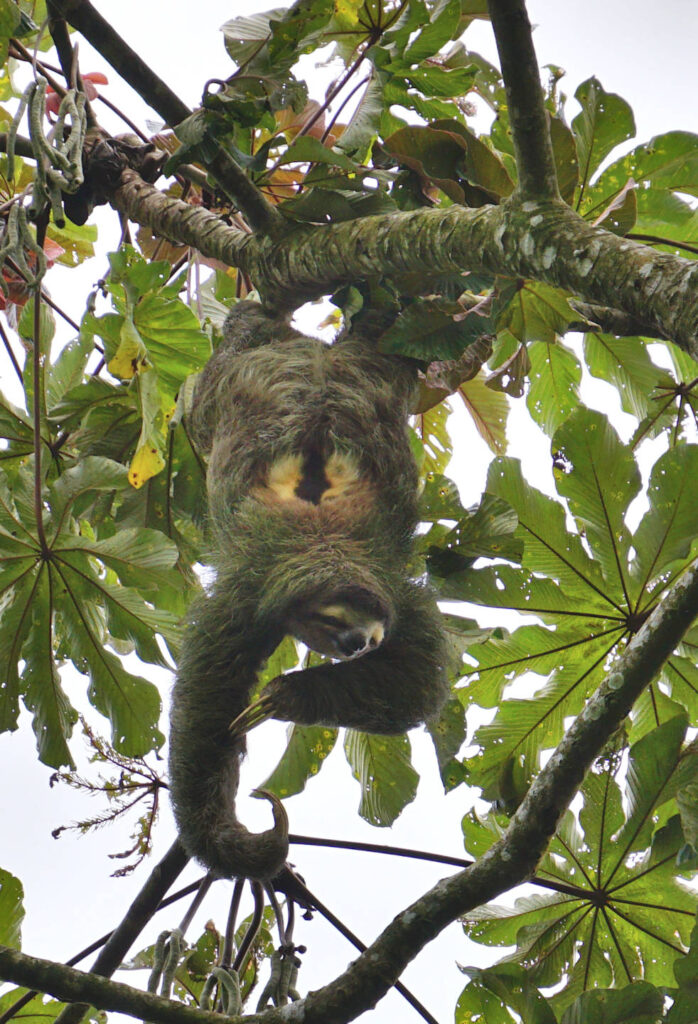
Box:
left=1, top=3, right=697, bottom=1023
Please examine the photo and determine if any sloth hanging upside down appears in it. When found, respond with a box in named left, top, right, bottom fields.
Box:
left=168, top=301, right=447, bottom=880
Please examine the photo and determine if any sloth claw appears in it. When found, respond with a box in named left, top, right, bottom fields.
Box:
left=229, top=694, right=275, bottom=738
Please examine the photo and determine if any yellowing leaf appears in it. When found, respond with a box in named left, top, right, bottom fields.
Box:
left=334, top=0, right=363, bottom=28
left=108, top=318, right=147, bottom=380
left=128, top=439, right=166, bottom=489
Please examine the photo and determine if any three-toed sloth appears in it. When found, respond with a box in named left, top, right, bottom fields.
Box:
left=169, top=302, right=447, bottom=880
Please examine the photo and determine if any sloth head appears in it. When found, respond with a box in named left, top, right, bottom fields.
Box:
left=288, top=586, right=391, bottom=661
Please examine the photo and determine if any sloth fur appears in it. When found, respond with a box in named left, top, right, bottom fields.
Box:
left=169, top=301, right=447, bottom=880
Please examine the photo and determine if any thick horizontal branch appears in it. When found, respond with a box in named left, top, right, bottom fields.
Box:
left=487, top=0, right=559, bottom=199
left=112, top=172, right=698, bottom=358
left=4, top=562, right=698, bottom=1024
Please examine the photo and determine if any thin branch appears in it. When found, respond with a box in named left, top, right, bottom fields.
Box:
left=47, top=0, right=190, bottom=127
left=0, top=949, right=228, bottom=1024
left=0, top=318, right=23, bottom=383
left=486, top=0, right=559, bottom=199
left=53, top=839, right=189, bottom=1024
left=288, top=875, right=440, bottom=1024
left=628, top=232, right=698, bottom=257
left=288, top=834, right=589, bottom=900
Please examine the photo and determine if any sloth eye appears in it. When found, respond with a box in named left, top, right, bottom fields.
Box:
left=313, top=613, right=346, bottom=629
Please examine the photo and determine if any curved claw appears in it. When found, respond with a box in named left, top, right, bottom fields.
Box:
left=229, top=694, right=276, bottom=739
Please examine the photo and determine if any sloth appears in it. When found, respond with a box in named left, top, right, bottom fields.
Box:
left=168, top=301, right=447, bottom=881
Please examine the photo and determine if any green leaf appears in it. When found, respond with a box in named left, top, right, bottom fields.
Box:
left=384, top=122, right=512, bottom=204
left=344, top=730, right=418, bottom=826
left=468, top=635, right=611, bottom=790
left=47, top=457, right=128, bottom=538
left=585, top=131, right=698, bottom=222
left=465, top=751, right=697, bottom=1007
left=549, top=113, right=579, bottom=206
left=463, top=622, right=622, bottom=709
left=262, top=723, right=338, bottom=798
left=459, top=372, right=508, bottom=454
left=22, top=570, right=77, bottom=767
left=420, top=472, right=466, bottom=521
left=615, top=716, right=689, bottom=858
left=437, top=562, right=589, bottom=619
left=584, top=333, right=675, bottom=420
left=425, top=492, right=522, bottom=571
left=427, top=696, right=467, bottom=791
left=57, top=573, right=164, bottom=755
left=17, top=296, right=55, bottom=347
left=45, top=332, right=94, bottom=411
left=561, top=982, right=665, bottom=1024
left=403, top=0, right=461, bottom=63
left=380, top=299, right=495, bottom=362
left=552, top=409, right=641, bottom=598
left=485, top=457, right=608, bottom=598
left=0, top=868, right=23, bottom=948
left=0, top=570, right=41, bottom=733
left=336, top=75, right=384, bottom=158
left=496, top=281, right=577, bottom=344
left=572, top=78, right=635, bottom=197
left=526, top=340, right=581, bottom=436
left=278, top=135, right=360, bottom=171
left=670, top=914, right=698, bottom=1023
left=457, top=964, right=557, bottom=1024
left=0, top=394, right=33, bottom=467
left=631, top=445, right=698, bottom=599
left=415, top=400, right=452, bottom=474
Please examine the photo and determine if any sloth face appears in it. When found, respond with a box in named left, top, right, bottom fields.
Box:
left=289, top=594, right=389, bottom=661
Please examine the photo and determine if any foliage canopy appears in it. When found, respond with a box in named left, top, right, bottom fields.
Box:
left=0, top=0, right=698, bottom=1022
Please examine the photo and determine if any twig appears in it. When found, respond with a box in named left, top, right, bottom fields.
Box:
left=288, top=834, right=591, bottom=900
left=232, top=881, right=264, bottom=974
left=287, top=874, right=440, bottom=1024
left=0, top=318, right=23, bottom=382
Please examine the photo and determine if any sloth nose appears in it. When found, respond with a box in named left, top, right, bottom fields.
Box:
left=337, top=628, right=371, bottom=658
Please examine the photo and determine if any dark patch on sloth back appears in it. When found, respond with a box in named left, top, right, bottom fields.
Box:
left=295, top=444, right=331, bottom=504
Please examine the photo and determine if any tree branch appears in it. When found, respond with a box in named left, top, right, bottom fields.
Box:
left=568, top=299, right=669, bottom=340
left=486, top=0, right=559, bottom=199
left=47, top=0, right=190, bottom=127
left=111, top=171, right=698, bottom=358
left=47, top=0, right=284, bottom=235
left=4, top=562, right=697, bottom=1024
left=0, top=948, right=234, bottom=1024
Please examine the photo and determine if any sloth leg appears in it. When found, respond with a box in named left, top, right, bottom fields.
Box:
left=169, top=600, right=288, bottom=879
left=231, top=583, right=447, bottom=737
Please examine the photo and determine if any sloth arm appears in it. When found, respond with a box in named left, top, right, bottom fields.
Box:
left=169, top=603, right=288, bottom=879
left=259, top=584, right=447, bottom=735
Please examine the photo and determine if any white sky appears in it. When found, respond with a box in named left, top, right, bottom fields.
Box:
left=1, top=2, right=697, bottom=1023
